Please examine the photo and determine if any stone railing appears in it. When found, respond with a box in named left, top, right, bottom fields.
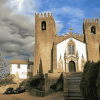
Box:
left=63, top=73, right=68, bottom=96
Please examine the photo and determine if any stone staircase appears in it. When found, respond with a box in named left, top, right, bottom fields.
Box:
left=64, top=72, right=83, bottom=100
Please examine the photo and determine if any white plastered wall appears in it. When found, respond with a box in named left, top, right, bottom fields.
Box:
left=19, top=64, right=27, bottom=79
left=11, top=64, right=27, bottom=79
left=57, top=37, right=87, bottom=72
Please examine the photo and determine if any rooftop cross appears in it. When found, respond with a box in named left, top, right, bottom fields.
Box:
left=68, top=26, right=73, bottom=32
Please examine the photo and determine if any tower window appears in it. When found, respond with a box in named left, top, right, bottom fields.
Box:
left=91, top=26, right=96, bottom=34
left=41, top=21, right=46, bottom=30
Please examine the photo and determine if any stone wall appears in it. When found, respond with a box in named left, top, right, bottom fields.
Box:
left=45, top=72, right=61, bottom=95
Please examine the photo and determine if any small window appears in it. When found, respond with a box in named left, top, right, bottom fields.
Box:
left=17, top=64, right=20, bottom=68
left=27, top=65, right=30, bottom=69
left=41, top=21, right=46, bottom=30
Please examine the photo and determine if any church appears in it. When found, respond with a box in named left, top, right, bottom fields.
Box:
left=33, top=12, right=100, bottom=76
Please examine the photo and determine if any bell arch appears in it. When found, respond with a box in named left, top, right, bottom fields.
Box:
left=41, top=21, right=46, bottom=30
left=91, top=26, right=96, bottom=34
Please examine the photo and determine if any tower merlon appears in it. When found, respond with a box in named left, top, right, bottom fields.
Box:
left=41, top=13, right=43, bottom=18
left=35, top=12, right=53, bottom=19
left=48, top=13, right=50, bottom=17
left=35, top=13, right=39, bottom=19
left=84, top=18, right=85, bottom=23
left=84, top=18, right=99, bottom=24
left=44, top=13, right=46, bottom=17
left=97, top=18, right=99, bottom=23
left=92, top=18, right=94, bottom=22
left=86, top=18, right=87, bottom=23
left=95, top=18, right=97, bottom=23
left=78, top=33, right=81, bottom=37
left=51, top=13, right=53, bottom=17
left=89, top=18, right=91, bottom=23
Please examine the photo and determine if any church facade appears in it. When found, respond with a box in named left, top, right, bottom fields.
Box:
left=33, top=12, right=100, bottom=76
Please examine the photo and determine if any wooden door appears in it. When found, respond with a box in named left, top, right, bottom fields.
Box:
left=69, top=61, right=76, bottom=72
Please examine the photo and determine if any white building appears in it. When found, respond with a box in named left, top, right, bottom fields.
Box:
left=10, top=60, right=33, bottom=79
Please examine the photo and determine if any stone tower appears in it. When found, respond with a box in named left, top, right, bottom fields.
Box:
left=33, top=13, right=57, bottom=76
left=83, top=18, right=100, bottom=62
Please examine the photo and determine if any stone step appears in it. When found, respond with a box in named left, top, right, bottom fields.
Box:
left=68, top=85, right=80, bottom=89
left=68, top=93, right=82, bottom=97
left=67, top=75, right=82, bottom=78
left=68, top=83, right=80, bottom=86
left=67, top=80, right=81, bottom=83
left=67, top=77, right=82, bottom=80
left=66, top=72, right=83, bottom=74
left=64, top=96, right=83, bottom=100
left=68, top=89, right=81, bottom=93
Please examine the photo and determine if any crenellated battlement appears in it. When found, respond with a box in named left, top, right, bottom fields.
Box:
left=35, top=12, right=53, bottom=19
left=55, top=32, right=84, bottom=44
left=84, top=18, right=99, bottom=24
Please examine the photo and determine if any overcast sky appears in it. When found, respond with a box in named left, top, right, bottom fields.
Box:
left=0, top=0, right=100, bottom=62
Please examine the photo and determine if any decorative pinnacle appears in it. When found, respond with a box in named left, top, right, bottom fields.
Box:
left=68, top=26, right=73, bottom=32
left=41, top=13, right=43, bottom=18
left=48, top=13, right=50, bottom=17
left=92, top=18, right=94, bottom=22
left=82, top=54, right=84, bottom=58
left=60, top=54, right=61, bottom=59
left=86, top=19, right=87, bottom=23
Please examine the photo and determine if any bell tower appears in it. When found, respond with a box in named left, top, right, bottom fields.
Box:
left=83, top=18, right=100, bottom=62
left=33, top=13, right=57, bottom=76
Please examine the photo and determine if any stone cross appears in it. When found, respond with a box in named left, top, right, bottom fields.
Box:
left=68, top=26, right=73, bottom=32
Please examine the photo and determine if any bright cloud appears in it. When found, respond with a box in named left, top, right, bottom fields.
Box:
left=11, top=0, right=24, bottom=11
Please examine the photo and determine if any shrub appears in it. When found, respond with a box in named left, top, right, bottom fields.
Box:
left=19, top=74, right=45, bottom=91
left=96, top=63, right=100, bottom=100
left=80, top=61, right=100, bottom=100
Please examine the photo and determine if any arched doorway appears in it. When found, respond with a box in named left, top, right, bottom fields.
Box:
left=69, top=61, right=76, bottom=72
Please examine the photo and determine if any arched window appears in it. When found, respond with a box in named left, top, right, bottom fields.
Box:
left=91, top=26, right=96, bottom=34
left=67, top=39, right=76, bottom=55
left=68, top=44, right=75, bottom=54
left=41, top=21, right=46, bottom=30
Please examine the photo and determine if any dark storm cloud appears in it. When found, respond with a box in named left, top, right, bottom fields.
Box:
left=0, top=0, right=35, bottom=62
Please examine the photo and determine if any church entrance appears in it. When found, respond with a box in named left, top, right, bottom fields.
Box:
left=69, top=61, right=76, bottom=72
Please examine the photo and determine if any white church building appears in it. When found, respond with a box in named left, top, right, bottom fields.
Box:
left=57, top=37, right=86, bottom=73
